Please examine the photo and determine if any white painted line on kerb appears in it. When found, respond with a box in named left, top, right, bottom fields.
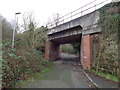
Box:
left=84, top=71, right=101, bottom=88
left=80, top=58, right=100, bottom=88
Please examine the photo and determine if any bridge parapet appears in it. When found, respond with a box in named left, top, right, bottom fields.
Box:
left=48, top=10, right=100, bottom=36
left=47, top=0, right=111, bottom=34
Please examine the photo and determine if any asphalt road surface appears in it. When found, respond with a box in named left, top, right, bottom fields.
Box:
left=22, top=53, right=96, bottom=88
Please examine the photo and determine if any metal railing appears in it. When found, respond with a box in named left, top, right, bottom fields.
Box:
left=47, top=0, right=112, bottom=29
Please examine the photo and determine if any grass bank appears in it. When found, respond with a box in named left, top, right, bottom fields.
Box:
left=15, top=64, right=54, bottom=87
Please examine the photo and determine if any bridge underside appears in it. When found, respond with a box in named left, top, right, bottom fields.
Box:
left=48, top=26, right=82, bottom=44
left=50, top=34, right=82, bottom=44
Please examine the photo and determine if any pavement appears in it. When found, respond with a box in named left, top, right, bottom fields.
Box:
left=85, top=71, right=119, bottom=88
left=22, top=60, right=95, bottom=88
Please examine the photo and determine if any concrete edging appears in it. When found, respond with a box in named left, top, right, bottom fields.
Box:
left=81, top=60, right=100, bottom=88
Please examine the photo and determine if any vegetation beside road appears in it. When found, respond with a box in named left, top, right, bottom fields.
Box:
left=60, top=43, right=80, bottom=55
left=1, top=13, right=53, bottom=88
left=15, top=64, right=54, bottom=87
left=88, top=69, right=119, bottom=82
left=60, top=45, right=75, bottom=54
left=2, top=39, right=52, bottom=88
left=91, top=2, right=119, bottom=82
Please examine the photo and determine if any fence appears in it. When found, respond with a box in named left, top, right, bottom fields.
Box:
left=47, top=0, right=112, bottom=29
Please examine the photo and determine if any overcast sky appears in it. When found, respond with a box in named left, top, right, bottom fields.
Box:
left=0, top=0, right=112, bottom=27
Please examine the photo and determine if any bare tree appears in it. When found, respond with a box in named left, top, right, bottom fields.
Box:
left=21, top=12, right=37, bottom=48
left=22, top=12, right=36, bottom=31
left=47, top=13, right=60, bottom=28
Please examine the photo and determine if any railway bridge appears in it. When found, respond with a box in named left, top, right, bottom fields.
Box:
left=45, top=0, right=112, bottom=69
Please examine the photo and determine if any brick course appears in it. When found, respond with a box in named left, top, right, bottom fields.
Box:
left=82, top=34, right=91, bottom=70
left=45, top=41, right=60, bottom=60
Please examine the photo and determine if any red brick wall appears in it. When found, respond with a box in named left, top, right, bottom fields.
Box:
left=45, top=41, right=60, bottom=60
left=81, top=34, right=91, bottom=70
left=45, top=41, right=51, bottom=60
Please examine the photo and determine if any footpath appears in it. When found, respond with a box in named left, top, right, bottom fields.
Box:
left=85, top=71, right=119, bottom=88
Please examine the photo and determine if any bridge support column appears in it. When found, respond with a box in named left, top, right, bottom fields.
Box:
left=45, top=41, right=60, bottom=60
left=81, top=34, right=91, bottom=70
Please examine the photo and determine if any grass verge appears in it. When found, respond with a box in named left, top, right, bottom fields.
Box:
left=88, top=69, right=119, bottom=82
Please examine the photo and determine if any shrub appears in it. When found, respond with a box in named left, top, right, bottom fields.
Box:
left=2, top=26, right=51, bottom=88
left=91, top=2, right=119, bottom=79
